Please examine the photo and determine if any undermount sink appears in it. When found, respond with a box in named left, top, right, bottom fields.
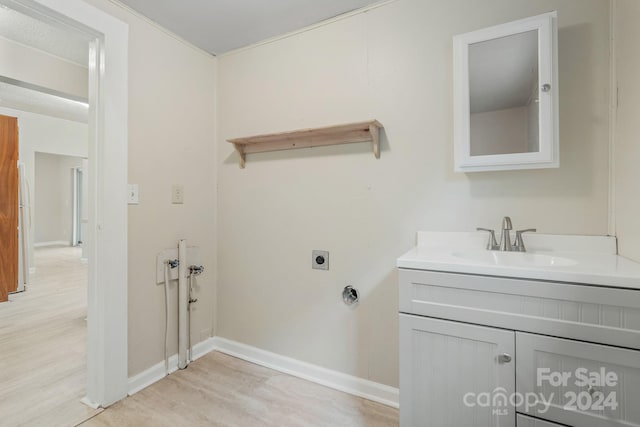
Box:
left=450, top=250, right=578, bottom=267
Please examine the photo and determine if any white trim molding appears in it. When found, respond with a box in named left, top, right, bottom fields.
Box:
left=608, top=0, right=618, bottom=237
left=34, top=240, right=69, bottom=248
left=128, top=355, right=178, bottom=396
left=212, top=337, right=399, bottom=408
left=128, top=337, right=399, bottom=408
left=128, top=338, right=217, bottom=396
left=219, top=0, right=398, bottom=58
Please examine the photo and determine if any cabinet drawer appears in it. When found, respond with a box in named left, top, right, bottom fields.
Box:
left=399, top=269, right=640, bottom=349
left=516, top=414, right=564, bottom=427
left=400, top=314, right=515, bottom=427
left=516, top=332, right=640, bottom=427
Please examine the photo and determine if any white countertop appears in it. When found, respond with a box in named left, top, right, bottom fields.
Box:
left=397, top=232, right=640, bottom=290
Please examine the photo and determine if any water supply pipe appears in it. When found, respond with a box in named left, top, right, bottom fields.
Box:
left=187, top=265, right=203, bottom=362
left=163, top=260, right=178, bottom=375
left=178, top=239, right=188, bottom=369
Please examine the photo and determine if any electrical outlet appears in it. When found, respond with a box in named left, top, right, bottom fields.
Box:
left=127, top=184, right=139, bottom=204
left=312, top=250, right=329, bottom=270
left=172, top=184, right=184, bottom=204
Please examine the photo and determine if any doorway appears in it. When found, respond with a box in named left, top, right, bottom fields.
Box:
left=0, top=99, right=94, bottom=423
left=34, top=153, right=87, bottom=249
left=0, top=0, right=129, bottom=410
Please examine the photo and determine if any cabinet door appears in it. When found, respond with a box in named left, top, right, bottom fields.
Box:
left=516, top=332, right=640, bottom=427
left=400, top=314, right=515, bottom=427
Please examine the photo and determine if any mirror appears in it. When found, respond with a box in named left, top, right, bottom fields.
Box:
left=469, top=30, right=539, bottom=156
left=453, top=12, right=558, bottom=172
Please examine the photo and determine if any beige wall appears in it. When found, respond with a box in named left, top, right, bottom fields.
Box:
left=34, top=153, right=83, bottom=244
left=216, top=0, right=611, bottom=388
left=0, top=36, right=88, bottom=99
left=614, top=0, right=640, bottom=262
left=82, top=0, right=217, bottom=376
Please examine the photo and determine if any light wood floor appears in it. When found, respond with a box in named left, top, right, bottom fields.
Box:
left=0, top=246, right=101, bottom=427
left=81, top=351, right=399, bottom=427
left=1, top=246, right=398, bottom=426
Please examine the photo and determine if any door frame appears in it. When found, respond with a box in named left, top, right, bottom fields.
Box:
left=2, top=0, right=129, bottom=407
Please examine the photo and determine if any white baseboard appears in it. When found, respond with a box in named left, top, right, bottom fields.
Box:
left=127, top=337, right=399, bottom=409
left=127, top=338, right=217, bottom=396
left=127, top=355, right=177, bottom=396
left=80, top=396, right=100, bottom=409
left=192, top=335, right=217, bottom=359
left=34, top=240, right=69, bottom=248
left=212, top=337, right=399, bottom=408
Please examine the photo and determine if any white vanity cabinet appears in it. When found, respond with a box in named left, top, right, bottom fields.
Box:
left=399, top=268, right=640, bottom=427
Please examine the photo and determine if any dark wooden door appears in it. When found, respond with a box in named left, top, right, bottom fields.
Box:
left=0, top=115, right=19, bottom=302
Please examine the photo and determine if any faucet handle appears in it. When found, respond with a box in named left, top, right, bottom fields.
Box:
left=477, top=228, right=498, bottom=250
left=513, top=229, right=537, bottom=252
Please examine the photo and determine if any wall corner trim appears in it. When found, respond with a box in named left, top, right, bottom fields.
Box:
left=127, top=336, right=399, bottom=408
left=34, top=240, right=70, bottom=248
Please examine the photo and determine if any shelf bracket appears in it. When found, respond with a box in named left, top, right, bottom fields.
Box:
left=234, top=145, right=246, bottom=169
left=370, top=123, right=380, bottom=159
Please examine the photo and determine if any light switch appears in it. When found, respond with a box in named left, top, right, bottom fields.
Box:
left=172, top=184, right=184, bottom=204
left=128, top=184, right=139, bottom=204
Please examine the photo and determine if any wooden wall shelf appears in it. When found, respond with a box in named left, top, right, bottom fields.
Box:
left=227, top=120, right=383, bottom=168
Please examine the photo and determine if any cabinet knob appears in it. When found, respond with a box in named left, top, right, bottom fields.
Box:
left=587, top=384, right=601, bottom=396
left=498, top=353, right=512, bottom=363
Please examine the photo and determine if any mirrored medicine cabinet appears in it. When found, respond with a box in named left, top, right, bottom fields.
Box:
left=453, top=11, right=559, bottom=172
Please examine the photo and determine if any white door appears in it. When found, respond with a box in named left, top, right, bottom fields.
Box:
left=400, top=314, right=516, bottom=427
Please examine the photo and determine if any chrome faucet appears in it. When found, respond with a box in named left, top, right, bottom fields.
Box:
left=499, top=216, right=513, bottom=251
left=477, top=217, right=536, bottom=252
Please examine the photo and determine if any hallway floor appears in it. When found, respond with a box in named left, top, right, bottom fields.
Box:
left=0, top=246, right=101, bottom=426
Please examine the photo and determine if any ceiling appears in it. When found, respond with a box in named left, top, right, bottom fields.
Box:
left=0, top=4, right=89, bottom=65
left=0, top=5, right=88, bottom=122
left=0, top=1, right=381, bottom=121
left=117, top=0, right=381, bottom=55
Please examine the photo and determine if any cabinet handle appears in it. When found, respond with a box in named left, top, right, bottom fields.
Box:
left=498, top=353, right=512, bottom=363
left=587, top=385, right=601, bottom=396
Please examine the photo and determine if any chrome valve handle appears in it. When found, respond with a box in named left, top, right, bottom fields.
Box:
left=477, top=228, right=498, bottom=250
left=513, top=229, right=537, bottom=252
